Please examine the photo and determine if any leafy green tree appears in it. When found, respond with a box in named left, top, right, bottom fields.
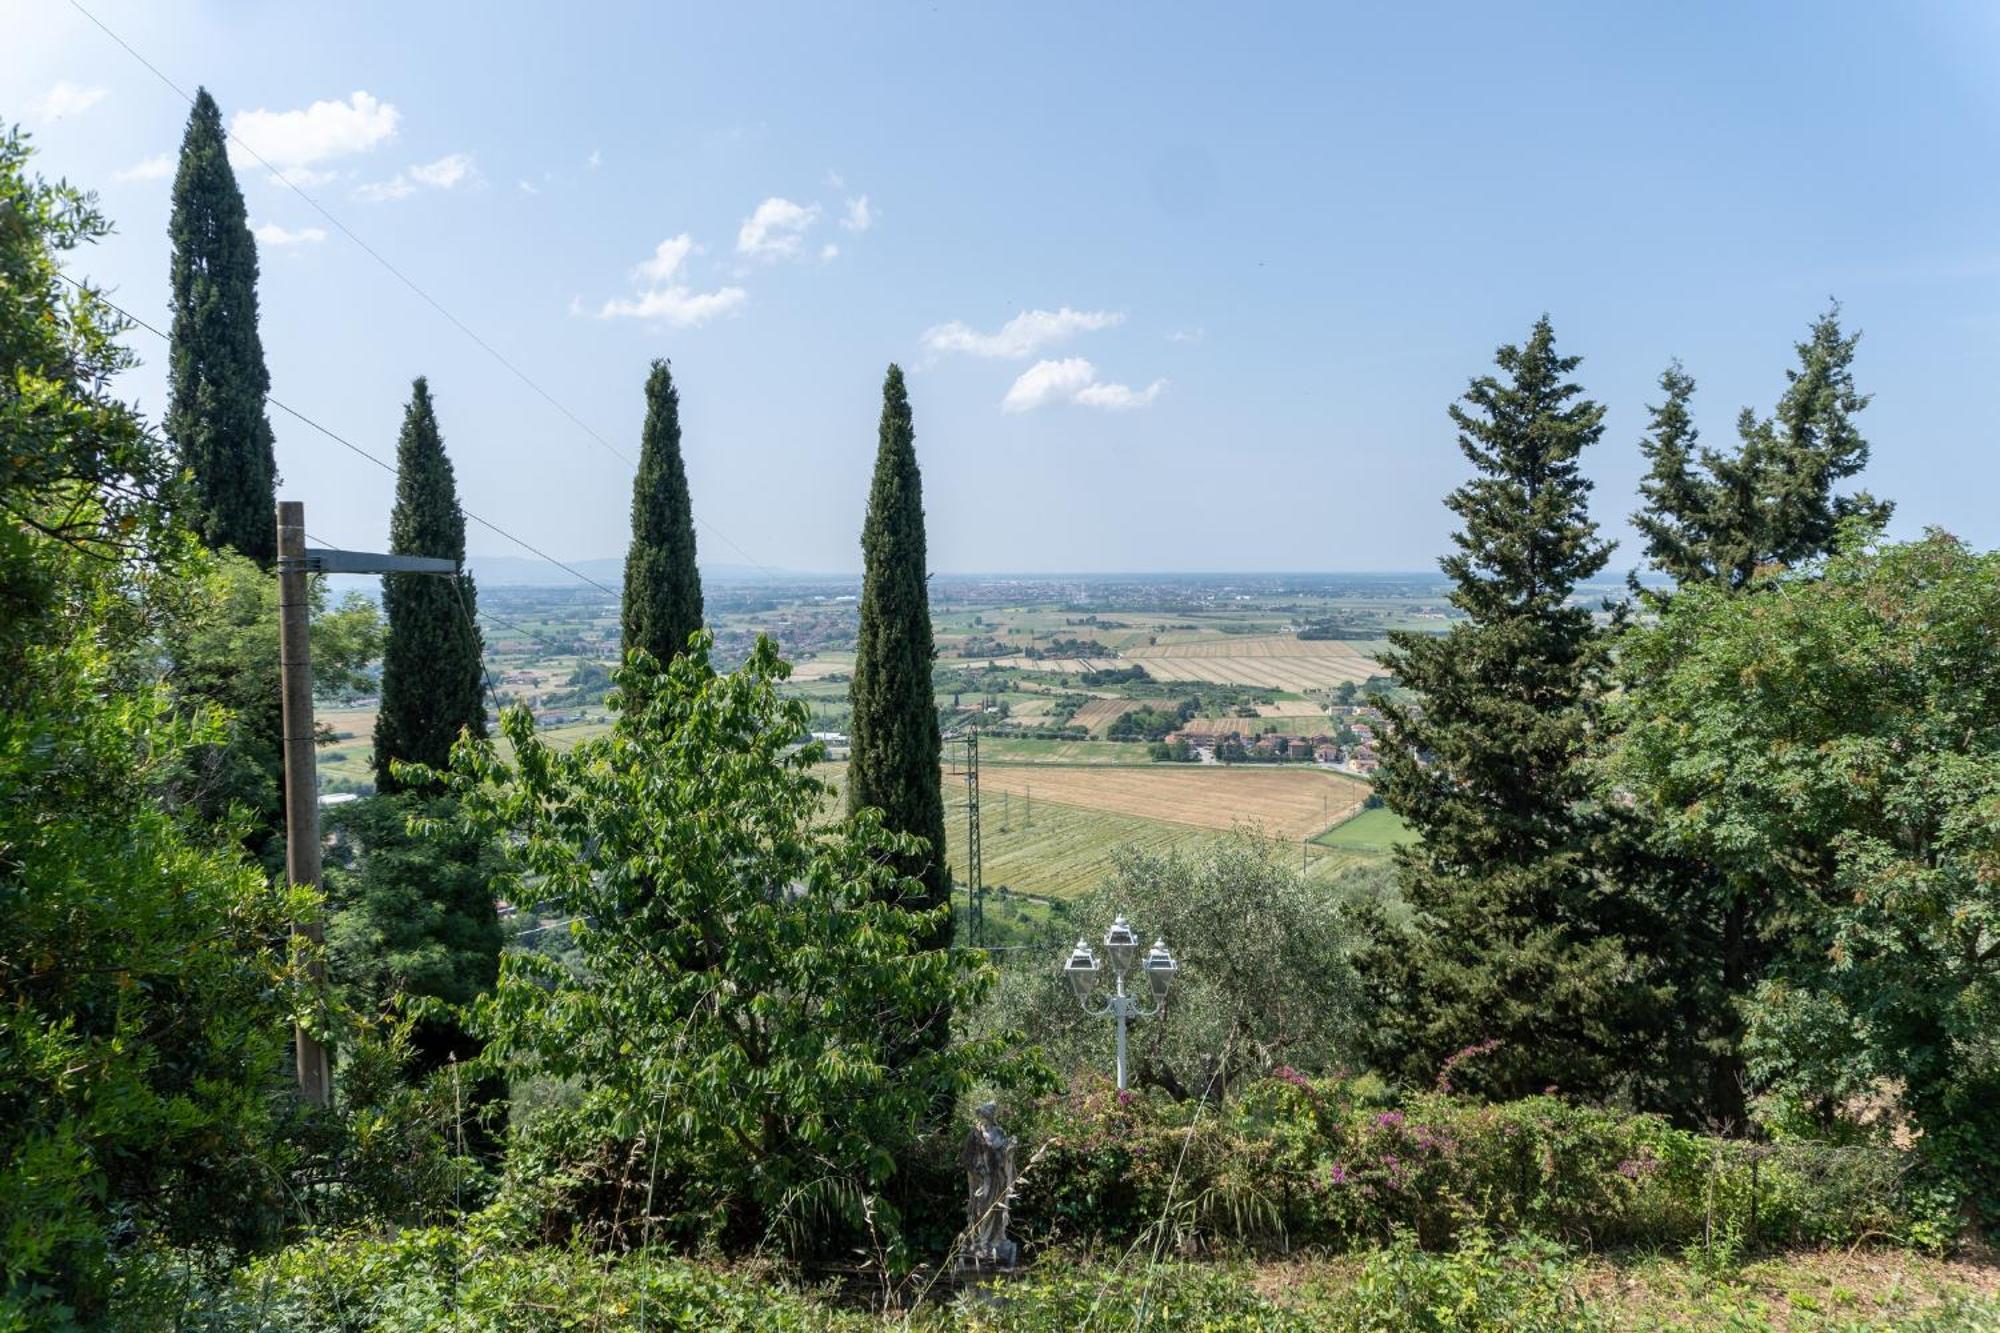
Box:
left=373, top=377, right=486, bottom=793
left=437, top=636, right=1029, bottom=1252
left=324, top=792, right=507, bottom=1077
left=978, top=837, right=1371, bottom=1096
left=1609, top=533, right=2000, bottom=1206
left=622, top=358, right=703, bottom=663
left=167, top=88, right=278, bottom=565
left=0, top=129, right=299, bottom=1322
left=1362, top=316, right=1663, bottom=1102
left=848, top=365, right=949, bottom=942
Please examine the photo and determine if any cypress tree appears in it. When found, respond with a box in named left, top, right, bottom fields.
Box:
left=1362, top=316, right=1663, bottom=1101
left=847, top=365, right=950, bottom=948
left=621, top=359, right=703, bottom=663
left=167, top=87, right=278, bottom=565
left=373, top=378, right=486, bottom=793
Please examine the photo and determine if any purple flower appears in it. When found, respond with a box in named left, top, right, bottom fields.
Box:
left=1327, top=1163, right=1350, bottom=1187
left=1375, top=1111, right=1405, bottom=1129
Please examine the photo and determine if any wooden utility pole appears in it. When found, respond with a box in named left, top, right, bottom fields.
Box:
left=275, top=501, right=457, bottom=1108
left=276, top=500, right=331, bottom=1106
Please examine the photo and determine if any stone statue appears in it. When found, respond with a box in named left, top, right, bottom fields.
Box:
left=959, top=1101, right=1019, bottom=1269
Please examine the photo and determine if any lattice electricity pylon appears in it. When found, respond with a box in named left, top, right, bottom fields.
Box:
left=961, top=729, right=983, bottom=947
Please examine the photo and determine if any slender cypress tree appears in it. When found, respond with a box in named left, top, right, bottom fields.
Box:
left=621, top=359, right=703, bottom=663
left=847, top=365, right=950, bottom=948
left=373, top=378, right=486, bottom=792
left=1362, top=316, right=1664, bottom=1101
left=167, top=88, right=278, bottom=564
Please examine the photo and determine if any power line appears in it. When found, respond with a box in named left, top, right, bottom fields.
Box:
left=53, top=270, right=622, bottom=600
left=67, top=0, right=783, bottom=583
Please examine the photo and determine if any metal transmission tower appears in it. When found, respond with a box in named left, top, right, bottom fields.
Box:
left=947, top=727, right=984, bottom=947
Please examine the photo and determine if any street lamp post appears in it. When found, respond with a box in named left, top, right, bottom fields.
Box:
left=1063, top=914, right=1180, bottom=1090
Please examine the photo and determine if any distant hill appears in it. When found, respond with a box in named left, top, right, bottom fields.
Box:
left=464, top=555, right=804, bottom=587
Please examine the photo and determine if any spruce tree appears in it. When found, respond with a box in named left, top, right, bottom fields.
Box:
left=847, top=365, right=950, bottom=948
left=167, top=88, right=278, bottom=565
left=1362, top=316, right=1662, bottom=1101
left=1629, top=363, right=1709, bottom=599
left=621, top=359, right=703, bottom=663
left=373, top=378, right=486, bottom=793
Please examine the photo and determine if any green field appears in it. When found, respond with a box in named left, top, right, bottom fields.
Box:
left=1312, top=805, right=1415, bottom=850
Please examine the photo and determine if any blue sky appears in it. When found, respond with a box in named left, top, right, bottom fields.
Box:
left=10, top=1, right=2000, bottom=573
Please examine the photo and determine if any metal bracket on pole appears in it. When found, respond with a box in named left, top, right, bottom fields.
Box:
left=285, top=548, right=459, bottom=576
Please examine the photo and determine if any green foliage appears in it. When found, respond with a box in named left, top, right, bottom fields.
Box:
left=1609, top=533, right=2000, bottom=1213
left=848, top=364, right=950, bottom=938
left=978, top=838, right=1369, bottom=1093
left=622, top=358, right=704, bottom=664
left=323, top=792, right=506, bottom=1075
left=1365, top=316, right=1662, bottom=1103
left=1630, top=304, right=1890, bottom=595
left=436, top=636, right=1035, bottom=1253
left=0, top=540, right=304, bottom=1324
left=373, top=377, right=486, bottom=794
left=0, top=125, right=172, bottom=656
left=158, top=551, right=380, bottom=865
left=1013, top=1077, right=1923, bottom=1257
left=167, top=89, right=278, bottom=564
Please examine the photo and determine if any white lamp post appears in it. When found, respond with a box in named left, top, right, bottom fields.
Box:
left=1063, top=913, right=1179, bottom=1090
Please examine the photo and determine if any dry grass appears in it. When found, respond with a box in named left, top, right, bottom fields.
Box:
left=1068, top=697, right=1155, bottom=735
left=973, top=762, right=1369, bottom=841
left=1122, top=635, right=1380, bottom=689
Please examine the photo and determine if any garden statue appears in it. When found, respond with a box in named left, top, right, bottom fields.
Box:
left=959, top=1101, right=1019, bottom=1270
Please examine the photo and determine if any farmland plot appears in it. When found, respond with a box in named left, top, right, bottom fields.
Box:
left=1122, top=636, right=1379, bottom=689
left=1068, top=697, right=1156, bottom=735
left=972, top=763, right=1369, bottom=841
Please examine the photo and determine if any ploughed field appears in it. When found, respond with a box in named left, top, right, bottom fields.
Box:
left=1122, top=634, right=1379, bottom=689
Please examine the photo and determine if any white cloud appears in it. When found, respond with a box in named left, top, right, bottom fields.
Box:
left=597, top=235, right=744, bottom=327
left=1167, top=327, right=1205, bottom=344
left=736, top=197, right=819, bottom=259
left=253, top=222, right=328, bottom=248
left=354, top=152, right=478, bottom=202
left=229, top=91, right=399, bottom=174
left=599, top=285, right=747, bottom=326
left=586, top=148, right=602, bottom=169
left=634, top=234, right=699, bottom=282
left=841, top=194, right=873, bottom=232
left=34, top=82, right=108, bottom=121
left=922, top=307, right=1124, bottom=360
left=517, top=179, right=540, bottom=195
left=1075, top=377, right=1166, bottom=410
left=1002, top=358, right=1165, bottom=413
left=820, top=242, right=840, bottom=261
left=115, top=152, right=175, bottom=183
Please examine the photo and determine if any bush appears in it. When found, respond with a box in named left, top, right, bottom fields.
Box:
left=1009, top=1077, right=1929, bottom=1256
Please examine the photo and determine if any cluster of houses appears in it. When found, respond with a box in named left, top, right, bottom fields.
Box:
left=1164, top=706, right=1385, bottom=776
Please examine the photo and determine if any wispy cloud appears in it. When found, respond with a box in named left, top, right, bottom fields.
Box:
left=115, top=152, right=175, bottom=183
left=820, top=242, right=840, bottom=261
left=253, top=222, right=328, bottom=248
left=586, top=148, right=603, bottom=169
left=1167, top=327, right=1205, bottom=344
left=229, top=91, right=399, bottom=178
left=737, top=197, right=820, bottom=259
left=354, top=152, right=478, bottom=202
left=841, top=194, right=873, bottom=232
left=596, top=233, right=746, bottom=327
left=1002, top=358, right=1164, bottom=413
left=923, top=307, right=1124, bottom=360
left=33, top=81, right=108, bottom=122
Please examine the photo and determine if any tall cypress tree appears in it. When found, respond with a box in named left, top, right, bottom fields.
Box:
left=621, top=359, right=703, bottom=663
left=373, top=378, right=486, bottom=793
left=847, top=365, right=949, bottom=948
left=1362, top=316, right=1663, bottom=1102
left=167, top=88, right=278, bottom=565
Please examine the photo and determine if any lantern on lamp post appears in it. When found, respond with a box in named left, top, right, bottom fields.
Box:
left=1062, top=914, right=1180, bottom=1090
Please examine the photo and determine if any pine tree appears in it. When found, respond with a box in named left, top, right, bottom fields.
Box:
left=621, top=359, right=703, bottom=663
left=373, top=378, right=486, bottom=793
left=167, top=88, right=278, bottom=565
left=1633, top=304, right=1890, bottom=594
left=847, top=365, right=950, bottom=948
left=1362, top=316, right=1662, bottom=1101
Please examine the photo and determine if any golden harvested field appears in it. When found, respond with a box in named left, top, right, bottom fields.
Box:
left=973, top=762, right=1369, bottom=841
left=978, top=655, right=1123, bottom=674
left=1122, top=636, right=1378, bottom=689
left=787, top=655, right=854, bottom=681
left=1178, top=704, right=1334, bottom=736
left=1068, top=697, right=1154, bottom=735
